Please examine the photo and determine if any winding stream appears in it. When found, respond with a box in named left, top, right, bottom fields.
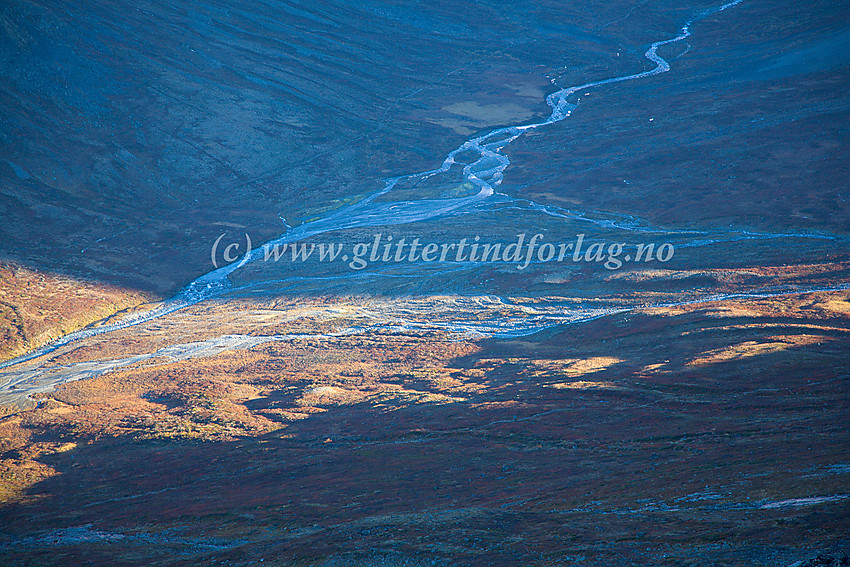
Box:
left=3, top=0, right=841, bottom=398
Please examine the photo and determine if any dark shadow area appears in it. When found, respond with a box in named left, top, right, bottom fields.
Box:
left=0, top=0, right=640, bottom=295
left=2, top=0, right=848, bottom=297
left=0, top=299, right=848, bottom=565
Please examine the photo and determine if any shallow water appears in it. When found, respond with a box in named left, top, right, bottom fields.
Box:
left=1, top=0, right=845, bottom=404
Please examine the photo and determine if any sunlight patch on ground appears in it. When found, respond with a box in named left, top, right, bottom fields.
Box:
left=810, top=298, right=850, bottom=314
left=686, top=334, right=828, bottom=366
left=529, top=356, right=623, bottom=379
